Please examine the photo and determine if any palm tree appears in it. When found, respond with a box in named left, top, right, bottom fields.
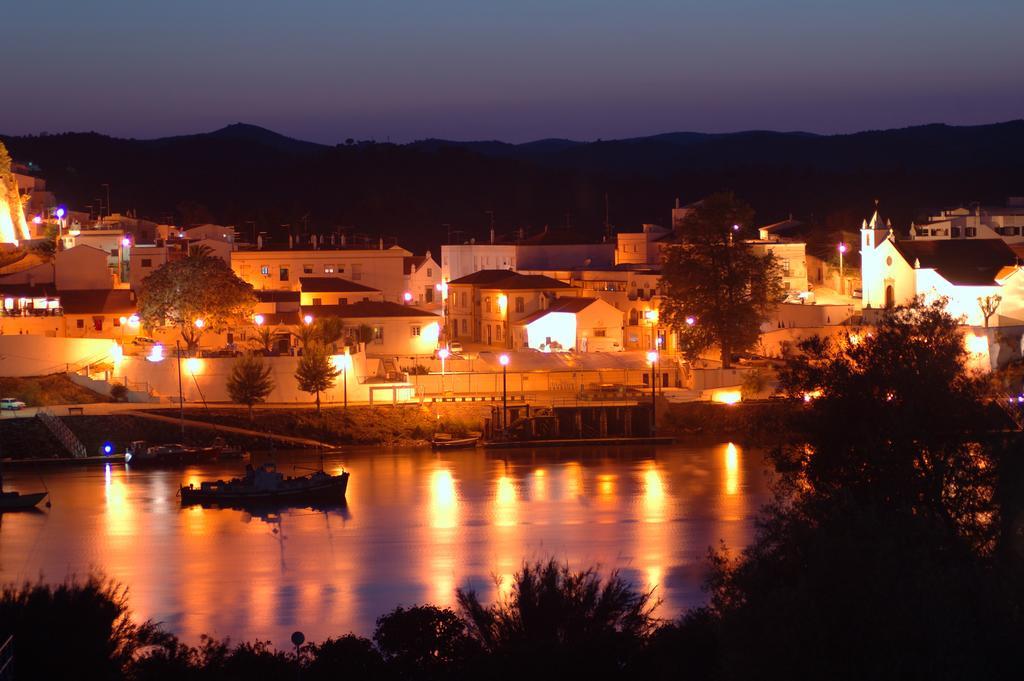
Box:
left=250, top=325, right=277, bottom=354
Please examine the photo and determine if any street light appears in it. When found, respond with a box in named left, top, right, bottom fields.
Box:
left=838, top=242, right=847, bottom=294
left=647, top=350, right=659, bottom=436
left=253, top=314, right=265, bottom=326
left=194, top=318, right=205, bottom=329
left=499, top=353, right=510, bottom=431
left=303, top=314, right=313, bottom=325
left=438, top=347, right=449, bottom=395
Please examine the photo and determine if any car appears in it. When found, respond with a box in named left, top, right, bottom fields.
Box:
left=131, top=336, right=158, bottom=346
left=448, top=341, right=464, bottom=354
left=1, top=398, right=27, bottom=411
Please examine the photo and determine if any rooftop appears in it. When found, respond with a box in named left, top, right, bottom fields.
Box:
left=448, top=269, right=572, bottom=290
left=60, top=289, right=137, bottom=315
left=298, top=277, right=380, bottom=293
left=892, top=238, right=1020, bottom=286
left=300, top=300, right=440, bottom=319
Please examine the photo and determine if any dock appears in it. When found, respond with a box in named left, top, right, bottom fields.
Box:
left=1, top=454, right=126, bottom=469
left=483, top=436, right=674, bottom=449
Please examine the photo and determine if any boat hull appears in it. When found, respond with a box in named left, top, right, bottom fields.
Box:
left=431, top=437, right=480, bottom=450
left=0, top=491, right=47, bottom=511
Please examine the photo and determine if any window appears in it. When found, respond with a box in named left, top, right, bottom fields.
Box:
left=515, top=296, right=524, bottom=313
left=303, top=264, right=314, bottom=274
left=594, top=329, right=606, bottom=337
left=427, top=267, right=433, bottom=277
left=485, top=297, right=491, bottom=312
left=965, top=227, right=977, bottom=237
left=951, top=228, right=961, bottom=238
left=461, top=319, right=468, bottom=334
left=324, top=265, right=335, bottom=274
left=340, top=297, right=348, bottom=305
left=76, top=319, right=84, bottom=328
left=461, top=292, right=467, bottom=308
left=312, top=298, right=322, bottom=306
left=279, top=267, right=289, bottom=281
left=337, top=265, right=345, bottom=274
left=141, top=258, right=152, bottom=268
left=109, top=248, right=118, bottom=256
left=496, top=325, right=502, bottom=341
left=261, top=265, right=270, bottom=276
left=425, top=287, right=434, bottom=303
left=351, top=264, right=362, bottom=281
left=113, top=317, right=121, bottom=327
left=411, top=326, right=421, bottom=336
left=373, top=326, right=383, bottom=343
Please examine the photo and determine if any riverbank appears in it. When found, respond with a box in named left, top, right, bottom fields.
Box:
left=0, top=374, right=108, bottom=406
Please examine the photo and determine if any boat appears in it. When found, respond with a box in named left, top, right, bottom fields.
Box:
left=0, top=490, right=47, bottom=511
left=125, top=440, right=249, bottom=466
left=179, top=462, right=349, bottom=506
left=431, top=432, right=481, bottom=450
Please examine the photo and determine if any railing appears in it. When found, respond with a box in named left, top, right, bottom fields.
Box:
left=36, top=409, right=88, bottom=458
left=0, top=635, right=13, bottom=681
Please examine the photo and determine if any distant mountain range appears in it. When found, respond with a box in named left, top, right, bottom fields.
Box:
left=4, top=120, right=1024, bottom=253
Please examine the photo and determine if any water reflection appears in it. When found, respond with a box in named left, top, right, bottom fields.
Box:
left=0, top=444, right=770, bottom=646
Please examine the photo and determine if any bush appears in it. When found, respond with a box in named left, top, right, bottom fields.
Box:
left=109, top=383, right=129, bottom=402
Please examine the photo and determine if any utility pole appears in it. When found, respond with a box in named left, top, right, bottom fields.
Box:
left=175, top=341, right=185, bottom=439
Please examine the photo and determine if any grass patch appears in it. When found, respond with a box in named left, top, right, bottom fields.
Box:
left=0, top=374, right=108, bottom=406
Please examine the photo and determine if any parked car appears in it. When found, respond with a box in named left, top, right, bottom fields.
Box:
left=131, top=336, right=158, bottom=346
left=448, top=341, right=464, bottom=354
left=852, top=287, right=863, bottom=299
left=0, top=398, right=27, bottom=411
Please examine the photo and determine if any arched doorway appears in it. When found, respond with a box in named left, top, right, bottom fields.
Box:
left=884, top=285, right=895, bottom=309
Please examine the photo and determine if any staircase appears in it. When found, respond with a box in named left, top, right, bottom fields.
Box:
left=0, top=635, right=13, bottom=681
left=36, top=409, right=88, bottom=458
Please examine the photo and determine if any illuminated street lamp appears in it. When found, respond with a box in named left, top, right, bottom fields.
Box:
left=403, top=291, right=413, bottom=304
left=838, top=242, right=847, bottom=294
left=303, top=314, right=313, bottom=325
left=685, top=316, right=696, bottom=326
left=194, top=318, right=205, bottom=329
left=254, top=314, right=265, bottom=326
left=499, top=353, right=510, bottom=431
left=647, top=350, right=659, bottom=435
left=437, top=347, right=450, bottom=394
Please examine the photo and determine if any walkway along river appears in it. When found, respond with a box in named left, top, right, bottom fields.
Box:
left=0, top=443, right=771, bottom=645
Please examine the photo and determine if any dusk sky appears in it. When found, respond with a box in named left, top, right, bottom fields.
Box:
left=6, top=0, right=1024, bottom=144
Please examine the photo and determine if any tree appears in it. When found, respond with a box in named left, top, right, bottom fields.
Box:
left=250, top=325, right=277, bottom=354
left=686, top=298, right=1020, bottom=679
left=294, top=343, right=339, bottom=414
left=226, top=353, right=275, bottom=420
left=315, top=317, right=345, bottom=351
left=456, top=559, right=657, bottom=679
left=137, top=248, right=256, bottom=353
left=979, top=294, right=1001, bottom=328
left=661, top=192, right=784, bottom=368
left=373, top=605, right=476, bottom=679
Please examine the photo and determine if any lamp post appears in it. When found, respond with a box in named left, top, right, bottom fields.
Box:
left=647, top=350, right=658, bottom=436
left=838, top=242, right=847, bottom=294
left=438, top=347, right=449, bottom=395
left=499, top=353, right=510, bottom=431
left=342, top=349, right=351, bottom=411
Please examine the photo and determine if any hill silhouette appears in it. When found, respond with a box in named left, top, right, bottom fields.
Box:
left=3, top=120, right=1024, bottom=253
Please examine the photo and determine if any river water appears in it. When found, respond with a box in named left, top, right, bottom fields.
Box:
left=0, top=444, right=771, bottom=645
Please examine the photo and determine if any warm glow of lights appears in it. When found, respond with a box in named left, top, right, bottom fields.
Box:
left=646, top=350, right=658, bottom=364
left=111, top=342, right=124, bottom=365
left=147, top=344, right=165, bottom=362
left=498, top=354, right=509, bottom=366
left=565, top=461, right=584, bottom=499
left=847, top=333, right=862, bottom=346
left=642, top=463, right=666, bottom=522
left=421, top=322, right=440, bottom=344
left=128, top=314, right=140, bottom=327
left=803, top=389, right=823, bottom=403
left=838, top=242, right=847, bottom=254
left=32, top=215, right=42, bottom=224
left=685, top=316, right=696, bottom=326
left=403, top=291, right=413, bottom=302
left=495, top=476, right=518, bottom=526
left=533, top=469, right=547, bottom=500
left=430, top=468, right=458, bottom=529
left=966, top=334, right=988, bottom=354
left=597, top=473, right=616, bottom=497
left=104, top=464, right=134, bottom=537
left=253, top=314, right=265, bottom=325
left=121, top=237, right=131, bottom=247
left=119, top=316, right=127, bottom=325
left=644, top=308, right=659, bottom=323
left=331, top=353, right=354, bottom=371
left=56, top=208, right=65, bottom=218
left=712, top=390, right=742, bottom=405
left=193, top=318, right=205, bottom=329
left=437, top=348, right=449, bottom=360
left=303, top=314, right=313, bottom=325
left=497, top=294, right=508, bottom=313
left=724, top=442, right=740, bottom=495
left=185, top=357, right=202, bottom=374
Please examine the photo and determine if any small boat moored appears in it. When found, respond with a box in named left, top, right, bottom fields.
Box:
left=431, top=432, right=482, bottom=450
left=180, top=462, right=349, bottom=506
left=0, top=490, right=47, bottom=511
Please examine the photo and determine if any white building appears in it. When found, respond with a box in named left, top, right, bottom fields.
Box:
left=912, top=198, right=1024, bottom=245
left=514, top=297, right=624, bottom=352
left=860, top=211, right=1024, bottom=326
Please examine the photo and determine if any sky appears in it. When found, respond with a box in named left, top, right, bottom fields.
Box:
left=4, top=0, right=1024, bottom=144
